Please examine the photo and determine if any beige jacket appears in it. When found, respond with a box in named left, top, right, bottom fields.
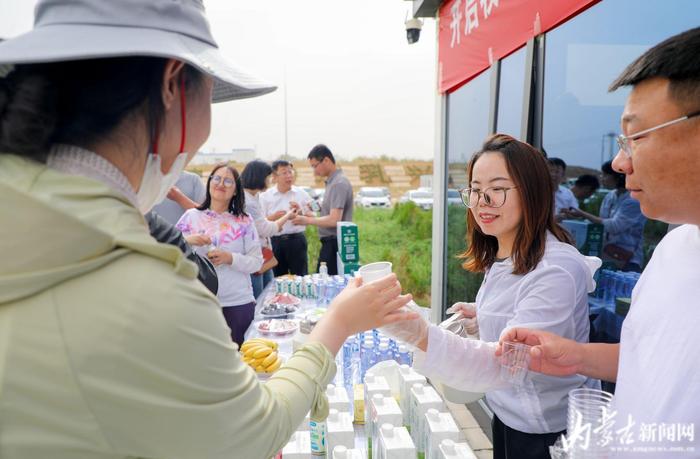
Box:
left=0, top=154, right=335, bottom=459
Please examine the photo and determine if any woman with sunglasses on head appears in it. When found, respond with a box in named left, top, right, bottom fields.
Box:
left=384, top=134, right=601, bottom=459
left=176, top=164, right=260, bottom=345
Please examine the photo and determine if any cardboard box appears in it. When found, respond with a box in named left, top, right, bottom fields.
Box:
left=337, top=255, right=361, bottom=275
left=337, top=222, right=359, bottom=263
left=561, top=219, right=604, bottom=257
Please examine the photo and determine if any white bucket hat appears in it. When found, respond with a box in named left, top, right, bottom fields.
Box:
left=0, top=0, right=276, bottom=102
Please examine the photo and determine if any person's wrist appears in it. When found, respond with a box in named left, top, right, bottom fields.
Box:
left=323, top=307, right=352, bottom=338
left=576, top=342, right=591, bottom=375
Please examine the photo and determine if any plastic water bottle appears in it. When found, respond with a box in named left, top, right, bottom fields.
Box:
left=342, top=341, right=354, bottom=389
left=325, top=278, right=337, bottom=304
left=378, top=342, right=392, bottom=362
left=317, top=262, right=329, bottom=306
left=397, top=344, right=412, bottom=366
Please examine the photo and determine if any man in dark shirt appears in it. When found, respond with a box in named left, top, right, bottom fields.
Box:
left=292, top=144, right=353, bottom=275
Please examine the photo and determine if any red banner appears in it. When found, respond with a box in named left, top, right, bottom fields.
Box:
left=438, top=0, right=600, bottom=93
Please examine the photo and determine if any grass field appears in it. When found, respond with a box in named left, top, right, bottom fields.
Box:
left=305, top=203, right=433, bottom=306
left=304, top=199, right=668, bottom=312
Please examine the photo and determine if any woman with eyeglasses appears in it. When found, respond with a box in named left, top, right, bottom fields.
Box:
left=383, top=134, right=601, bottom=459
left=176, top=164, right=260, bottom=345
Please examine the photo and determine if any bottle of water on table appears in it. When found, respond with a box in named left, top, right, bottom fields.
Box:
left=317, top=262, right=328, bottom=307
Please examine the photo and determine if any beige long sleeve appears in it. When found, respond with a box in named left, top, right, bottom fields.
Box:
left=64, top=266, right=336, bottom=459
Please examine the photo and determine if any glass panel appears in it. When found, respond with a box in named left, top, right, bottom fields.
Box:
left=543, top=0, right=700, bottom=170
left=496, top=46, right=527, bottom=139
left=542, top=0, right=697, bottom=267
left=444, top=71, right=491, bottom=312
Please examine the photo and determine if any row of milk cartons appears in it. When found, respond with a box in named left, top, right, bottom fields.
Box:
left=278, top=364, right=479, bottom=458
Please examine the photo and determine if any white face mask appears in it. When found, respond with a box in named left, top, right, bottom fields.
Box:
left=136, top=152, right=188, bottom=214
left=137, top=73, right=191, bottom=214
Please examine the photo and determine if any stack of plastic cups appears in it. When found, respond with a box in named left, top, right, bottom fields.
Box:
left=567, top=388, right=613, bottom=458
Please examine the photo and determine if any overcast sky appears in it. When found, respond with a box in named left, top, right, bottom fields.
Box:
left=0, top=0, right=437, bottom=161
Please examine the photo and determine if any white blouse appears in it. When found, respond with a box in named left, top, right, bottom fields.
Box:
left=415, top=234, right=601, bottom=434
left=177, top=208, right=262, bottom=307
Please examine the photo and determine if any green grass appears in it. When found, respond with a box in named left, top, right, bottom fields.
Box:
left=305, top=203, right=433, bottom=306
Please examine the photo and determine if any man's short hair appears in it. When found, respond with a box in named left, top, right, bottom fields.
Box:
left=548, top=157, right=567, bottom=171
left=271, top=159, right=293, bottom=173
left=574, top=174, right=600, bottom=191
left=308, top=144, right=335, bottom=164
left=602, top=160, right=626, bottom=189
left=609, top=27, right=700, bottom=110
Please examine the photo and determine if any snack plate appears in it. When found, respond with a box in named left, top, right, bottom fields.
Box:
left=264, top=293, right=302, bottom=306
left=256, top=319, right=299, bottom=336
left=259, top=303, right=300, bottom=318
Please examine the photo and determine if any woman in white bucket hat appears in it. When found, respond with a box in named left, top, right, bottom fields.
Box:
left=0, top=2, right=415, bottom=458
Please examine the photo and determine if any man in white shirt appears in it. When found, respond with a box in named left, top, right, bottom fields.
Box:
left=501, top=27, right=700, bottom=457
left=548, top=157, right=579, bottom=217
left=259, top=160, right=312, bottom=276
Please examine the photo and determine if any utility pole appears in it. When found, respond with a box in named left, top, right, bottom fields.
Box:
left=283, top=65, right=288, bottom=158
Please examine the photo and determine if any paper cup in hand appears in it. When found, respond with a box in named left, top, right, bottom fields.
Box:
left=357, top=262, right=393, bottom=283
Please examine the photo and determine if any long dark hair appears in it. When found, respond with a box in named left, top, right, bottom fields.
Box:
left=460, top=134, right=573, bottom=275
left=0, top=57, right=202, bottom=162
left=198, top=163, right=246, bottom=217
left=240, top=159, right=273, bottom=191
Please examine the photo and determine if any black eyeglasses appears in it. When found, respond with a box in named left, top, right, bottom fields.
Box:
left=458, top=186, right=517, bottom=208
left=211, top=175, right=234, bottom=187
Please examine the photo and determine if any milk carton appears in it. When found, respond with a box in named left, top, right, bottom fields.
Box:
left=425, top=409, right=460, bottom=459
left=327, top=384, right=351, bottom=413
left=326, top=409, right=355, bottom=455
left=398, top=365, right=427, bottom=420
left=370, top=394, right=404, bottom=459
left=409, top=383, right=445, bottom=455
left=364, top=375, right=392, bottom=435
left=353, top=384, right=365, bottom=423
left=437, top=439, right=478, bottom=459
left=282, top=431, right=313, bottom=459
left=309, top=417, right=326, bottom=455
left=332, top=445, right=366, bottom=459
left=377, top=423, right=416, bottom=459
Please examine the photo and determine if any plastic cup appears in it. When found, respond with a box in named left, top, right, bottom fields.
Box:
left=500, top=341, right=532, bottom=385
left=357, top=261, right=393, bottom=283
left=566, top=388, right=613, bottom=458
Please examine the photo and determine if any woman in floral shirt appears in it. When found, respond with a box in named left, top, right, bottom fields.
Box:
left=177, top=164, right=262, bottom=345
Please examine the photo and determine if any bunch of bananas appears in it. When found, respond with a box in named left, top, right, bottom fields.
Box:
left=240, top=338, right=282, bottom=373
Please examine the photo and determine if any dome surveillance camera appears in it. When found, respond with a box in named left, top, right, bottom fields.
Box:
left=405, top=17, right=423, bottom=44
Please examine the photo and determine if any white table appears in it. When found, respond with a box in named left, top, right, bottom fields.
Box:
left=244, top=283, right=371, bottom=458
